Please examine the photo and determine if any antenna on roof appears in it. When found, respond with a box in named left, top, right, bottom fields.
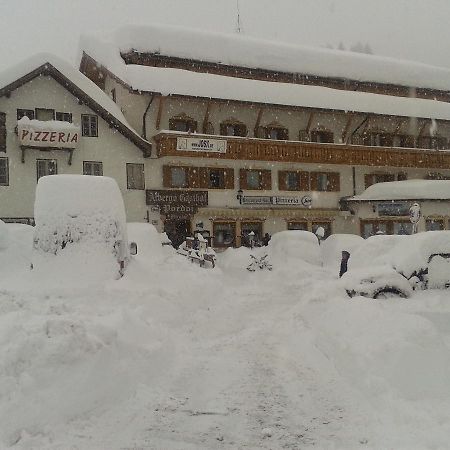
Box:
left=235, top=0, right=244, bottom=34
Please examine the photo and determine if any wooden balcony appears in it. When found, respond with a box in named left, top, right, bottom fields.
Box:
left=154, top=132, right=450, bottom=169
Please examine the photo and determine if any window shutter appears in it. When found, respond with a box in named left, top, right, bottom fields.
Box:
left=224, top=168, right=235, bottom=189
left=261, top=170, right=272, bottom=190
left=299, top=172, right=310, bottom=191
left=278, top=171, right=288, bottom=191
left=328, top=172, right=340, bottom=191
left=163, top=165, right=171, bottom=187
left=0, top=113, right=6, bottom=152
left=310, top=172, right=319, bottom=191
left=239, top=169, right=248, bottom=189
left=364, top=174, right=374, bottom=189
left=198, top=167, right=209, bottom=188
left=188, top=167, right=200, bottom=188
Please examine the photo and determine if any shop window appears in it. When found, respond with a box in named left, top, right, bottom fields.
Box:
left=126, top=163, right=145, bottom=190
left=240, top=169, right=271, bottom=190
left=55, top=112, right=72, bottom=123
left=220, top=121, right=247, bottom=137
left=35, top=108, right=55, bottom=121
left=213, top=222, right=236, bottom=247
left=169, top=115, right=197, bottom=133
left=310, top=172, right=340, bottom=192
left=287, top=221, right=308, bottom=231
left=426, top=218, right=445, bottom=231
left=312, top=222, right=332, bottom=239
left=241, top=222, right=263, bottom=247
left=364, top=173, right=395, bottom=189
left=0, top=157, right=8, bottom=185
left=393, top=221, right=412, bottom=235
left=361, top=221, right=388, bottom=239
left=0, top=113, right=5, bottom=151
left=83, top=161, right=103, bottom=176
left=37, top=159, right=57, bottom=181
left=264, top=125, right=289, bottom=140
left=310, top=129, right=334, bottom=143
left=81, top=114, right=98, bottom=137
left=17, top=109, right=35, bottom=120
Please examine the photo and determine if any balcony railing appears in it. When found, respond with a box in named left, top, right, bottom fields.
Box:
left=154, top=132, right=450, bottom=170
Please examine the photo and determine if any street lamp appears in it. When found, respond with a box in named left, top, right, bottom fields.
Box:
left=236, top=189, right=244, bottom=204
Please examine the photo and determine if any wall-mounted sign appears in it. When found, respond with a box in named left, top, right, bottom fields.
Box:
left=177, top=137, right=227, bottom=153
left=18, top=119, right=80, bottom=149
left=146, top=190, right=208, bottom=206
left=377, top=202, right=410, bottom=216
left=241, top=195, right=313, bottom=207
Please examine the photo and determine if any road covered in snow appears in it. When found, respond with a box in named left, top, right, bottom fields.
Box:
left=1, top=224, right=450, bottom=449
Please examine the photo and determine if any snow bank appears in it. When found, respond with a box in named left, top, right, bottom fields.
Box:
left=17, top=116, right=80, bottom=132
left=320, top=233, right=364, bottom=272
left=0, top=219, right=9, bottom=250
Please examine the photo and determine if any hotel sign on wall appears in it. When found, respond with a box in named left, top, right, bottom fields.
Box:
left=176, top=137, right=227, bottom=153
left=18, top=121, right=80, bottom=149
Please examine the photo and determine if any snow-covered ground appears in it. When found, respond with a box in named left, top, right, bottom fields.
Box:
left=2, top=223, right=450, bottom=449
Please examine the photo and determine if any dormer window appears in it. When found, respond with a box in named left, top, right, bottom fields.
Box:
left=264, top=123, right=289, bottom=140
left=220, top=120, right=247, bottom=137
left=169, top=114, right=197, bottom=133
left=310, top=129, right=334, bottom=143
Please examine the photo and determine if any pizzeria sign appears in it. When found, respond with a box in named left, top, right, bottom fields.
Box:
left=18, top=119, right=80, bottom=149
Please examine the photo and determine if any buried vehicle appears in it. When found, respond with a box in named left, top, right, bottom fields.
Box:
left=341, top=231, right=450, bottom=298
left=32, top=174, right=135, bottom=278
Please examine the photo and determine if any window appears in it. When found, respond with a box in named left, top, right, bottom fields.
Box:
left=126, top=163, right=145, bottom=190
left=287, top=221, right=308, bottom=231
left=209, top=169, right=224, bottom=188
left=37, top=159, right=57, bottom=180
left=426, top=218, right=445, bottom=231
left=35, top=108, right=55, bottom=121
left=310, top=172, right=340, bottom=192
left=83, top=161, right=103, bottom=176
left=169, top=115, right=197, bottom=133
left=17, top=109, right=35, bottom=120
left=285, top=172, right=299, bottom=190
left=310, top=130, right=334, bottom=143
left=55, top=112, right=72, bottom=123
left=220, top=121, right=247, bottom=137
left=265, top=125, right=289, bottom=140
left=278, top=170, right=309, bottom=191
left=0, top=157, right=8, bottom=185
left=169, top=167, right=187, bottom=188
left=241, top=222, right=263, bottom=247
left=240, top=169, right=271, bottom=190
left=213, top=222, right=236, bottom=247
left=364, top=173, right=395, bottom=189
left=393, top=221, right=413, bottom=235
left=0, top=113, right=5, bottom=152
left=81, top=114, right=98, bottom=137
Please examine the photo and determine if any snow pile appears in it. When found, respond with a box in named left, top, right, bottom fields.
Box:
left=32, top=175, right=128, bottom=282
left=320, top=233, right=364, bottom=272
left=350, top=179, right=450, bottom=201
left=17, top=116, right=80, bottom=132
left=0, top=219, right=9, bottom=250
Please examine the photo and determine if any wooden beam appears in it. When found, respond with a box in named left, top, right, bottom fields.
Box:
left=305, top=112, right=315, bottom=133
left=155, top=95, right=165, bottom=130
left=202, top=101, right=211, bottom=133
left=253, top=107, right=264, bottom=136
left=341, top=113, right=353, bottom=143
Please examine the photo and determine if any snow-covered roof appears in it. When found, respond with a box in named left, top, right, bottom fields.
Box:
left=0, top=53, right=151, bottom=154
left=81, top=23, right=450, bottom=93
left=80, top=28, right=450, bottom=122
left=349, top=180, right=450, bottom=201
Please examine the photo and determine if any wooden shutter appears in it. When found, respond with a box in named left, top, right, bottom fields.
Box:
left=328, top=172, right=340, bottom=192
left=261, top=170, right=272, bottom=190
left=239, top=169, right=248, bottom=189
left=0, top=113, right=5, bottom=152
left=299, top=172, right=310, bottom=191
left=163, top=165, right=172, bottom=187
left=187, top=167, right=200, bottom=188
left=278, top=171, right=288, bottom=191
left=198, top=167, right=209, bottom=188
left=310, top=172, right=319, bottom=191
left=364, top=174, right=374, bottom=189
left=224, top=168, right=235, bottom=189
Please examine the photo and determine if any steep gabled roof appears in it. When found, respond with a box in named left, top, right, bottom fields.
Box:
left=0, top=54, right=151, bottom=156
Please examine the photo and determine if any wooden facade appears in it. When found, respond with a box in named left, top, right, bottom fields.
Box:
left=155, top=132, right=450, bottom=170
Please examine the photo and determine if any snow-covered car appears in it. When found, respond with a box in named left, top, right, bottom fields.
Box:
left=32, top=174, right=133, bottom=277
left=341, top=266, right=413, bottom=299
left=343, top=231, right=450, bottom=298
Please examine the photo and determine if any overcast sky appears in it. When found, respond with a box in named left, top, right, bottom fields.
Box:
left=1, top=0, right=450, bottom=70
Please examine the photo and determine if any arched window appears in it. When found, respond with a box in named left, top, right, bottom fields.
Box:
left=169, top=114, right=198, bottom=133
left=220, top=119, right=247, bottom=137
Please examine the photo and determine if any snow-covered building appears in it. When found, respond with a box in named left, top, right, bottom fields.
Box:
left=77, top=24, right=450, bottom=246
left=0, top=54, right=151, bottom=223
left=346, top=180, right=450, bottom=237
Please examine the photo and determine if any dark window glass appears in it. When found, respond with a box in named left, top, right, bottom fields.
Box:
left=55, top=112, right=72, bottom=123
left=81, top=115, right=98, bottom=137
left=83, top=161, right=103, bottom=176
left=35, top=108, right=55, bottom=121
left=17, top=109, right=35, bottom=120
left=37, top=159, right=57, bottom=180
left=0, top=157, right=8, bottom=185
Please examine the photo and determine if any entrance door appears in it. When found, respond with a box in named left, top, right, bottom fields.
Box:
left=164, top=219, right=191, bottom=248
